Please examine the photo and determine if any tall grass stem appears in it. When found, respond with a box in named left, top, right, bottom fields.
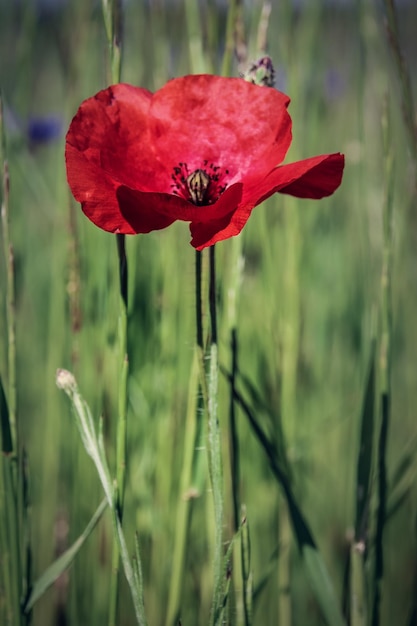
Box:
left=0, top=93, right=25, bottom=626
left=382, top=0, right=417, bottom=161
left=56, top=370, right=147, bottom=626
left=101, top=0, right=130, bottom=622
left=371, top=95, right=395, bottom=626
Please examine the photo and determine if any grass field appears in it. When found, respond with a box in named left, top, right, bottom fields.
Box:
left=1, top=1, right=417, bottom=625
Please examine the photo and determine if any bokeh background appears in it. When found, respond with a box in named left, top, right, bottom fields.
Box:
left=1, top=0, right=417, bottom=625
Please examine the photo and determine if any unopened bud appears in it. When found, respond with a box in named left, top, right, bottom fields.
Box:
left=243, top=56, right=275, bottom=88
left=56, top=369, right=76, bottom=393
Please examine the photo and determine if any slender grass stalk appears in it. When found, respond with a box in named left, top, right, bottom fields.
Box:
left=277, top=195, right=300, bottom=626
left=350, top=543, right=367, bottom=626
left=56, top=370, right=147, bottom=626
left=240, top=509, right=253, bottom=626
left=101, top=0, right=131, bottom=623
left=221, top=0, right=238, bottom=77
left=184, top=0, right=206, bottom=74
left=0, top=98, right=16, bottom=453
left=0, top=93, right=25, bottom=626
left=371, top=95, right=395, bottom=626
left=0, top=454, right=20, bottom=626
left=165, top=350, right=202, bottom=626
left=351, top=350, right=376, bottom=626
left=382, top=0, right=417, bottom=161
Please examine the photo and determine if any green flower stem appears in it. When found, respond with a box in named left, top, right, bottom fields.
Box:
left=222, top=236, right=245, bottom=599
left=195, top=246, right=226, bottom=626
left=207, top=246, right=225, bottom=626
left=115, top=234, right=128, bottom=515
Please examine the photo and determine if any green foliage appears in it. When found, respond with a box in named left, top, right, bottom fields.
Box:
left=0, top=1, right=417, bottom=625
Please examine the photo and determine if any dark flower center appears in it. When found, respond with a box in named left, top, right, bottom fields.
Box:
left=171, top=161, right=229, bottom=206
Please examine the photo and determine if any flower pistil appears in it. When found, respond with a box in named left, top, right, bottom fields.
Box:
left=171, top=161, right=229, bottom=206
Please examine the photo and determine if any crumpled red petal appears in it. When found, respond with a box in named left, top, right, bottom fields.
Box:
left=254, top=152, right=345, bottom=203
left=118, top=183, right=243, bottom=236
left=190, top=153, right=345, bottom=249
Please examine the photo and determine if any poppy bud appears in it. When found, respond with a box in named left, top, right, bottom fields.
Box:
left=243, top=56, right=275, bottom=88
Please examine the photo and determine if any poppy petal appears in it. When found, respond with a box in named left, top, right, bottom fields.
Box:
left=191, top=153, right=345, bottom=249
left=246, top=152, right=345, bottom=207
left=116, top=187, right=177, bottom=232
left=118, top=183, right=243, bottom=235
left=149, top=75, right=292, bottom=179
left=66, top=75, right=345, bottom=248
left=65, top=143, right=137, bottom=233
left=66, top=83, right=168, bottom=192
left=190, top=213, right=240, bottom=250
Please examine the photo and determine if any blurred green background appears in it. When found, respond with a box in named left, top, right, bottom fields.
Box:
left=1, top=0, right=417, bottom=625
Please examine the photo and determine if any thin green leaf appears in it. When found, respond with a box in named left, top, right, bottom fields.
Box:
left=354, top=348, right=376, bottom=542
left=241, top=511, right=253, bottom=626
left=253, top=546, right=279, bottom=603
left=228, top=371, right=346, bottom=626
left=23, top=498, right=108, bottom=613
left=303, top=545, right=347, bottom=626
left=213, top=529, right=239, bottom=626
left=350, top=544, right=367, bottom=626
left=0, top=374, right=12, bottom=454
left=386, top=433, right=417, bottom=520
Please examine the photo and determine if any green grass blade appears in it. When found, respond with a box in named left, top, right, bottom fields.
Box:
left=253, top=546, right=279, bottom=603
left=350, top=544, right=367, bottom=626
left=212, top=528, right=240, bottom=626
left=349, top=348, right=376, bottom=626
left=24, top=498, right=108, bottom=613
left=241, top=511, right=253, bottom=626
left=0, top=374, right=12, bottom=454
left=302, top=544, right=346, bottom=626
left=286, top=485, right=347, bottom=626
left=372, top=92, right=395, bottom=626
left=386, top=433, right=417, bottom=520
left=354, top=347, right=376, bottom=542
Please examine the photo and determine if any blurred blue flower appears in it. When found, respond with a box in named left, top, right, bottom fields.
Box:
left=4, top=102, right=63, bottom=147
left=27, top=115, right=63, bottom=144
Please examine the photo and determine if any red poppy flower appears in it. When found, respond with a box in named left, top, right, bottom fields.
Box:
left=65, top=74, right=344, bottom=250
